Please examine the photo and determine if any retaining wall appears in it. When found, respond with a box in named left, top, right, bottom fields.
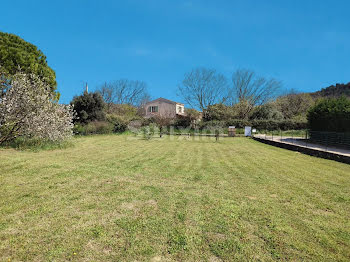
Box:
left=253, top=137, right=350, bottom=165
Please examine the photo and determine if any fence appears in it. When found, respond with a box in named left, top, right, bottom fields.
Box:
left=253, top=130, right=350, bottom=151
left=309, top=131, right=350, bottom=149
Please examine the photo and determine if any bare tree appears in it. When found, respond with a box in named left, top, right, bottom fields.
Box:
left=227, top=69, right=282, bottom=119
left=98, top=82, right=116, bottom=107
left=137, top=93, right=152, bottom=116
left=178, top=68, right=228, bottom=113
left=97, top=79, right=150, bottom=111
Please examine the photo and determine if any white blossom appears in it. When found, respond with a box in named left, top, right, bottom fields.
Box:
left=0, top=72, right=74, bottom=144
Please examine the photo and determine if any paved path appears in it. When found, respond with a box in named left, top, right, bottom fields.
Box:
left=254, top=135, right=350, bottom=157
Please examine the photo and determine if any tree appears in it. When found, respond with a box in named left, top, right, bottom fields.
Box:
left=0, top=72, right=73, bottom=145
left=152, top=111, right=174, bottom=138
left=276, top=91, right=314, bottom=121
left=185, top=108, right=201, bottom=128
left=97, top=79, right=150, bottom=111
left=312, top=82, right=350, bottom=98
left=226, top=69, right=281, bottom=119
left=0, top=32, right=57, bottom=97
left=250, top=103, right=284, bottom=121
left=71, top=92, right=106, bottom=124
left=203, top=104, right=237, bottom=121
left=178, top=67, right=228, bottom=113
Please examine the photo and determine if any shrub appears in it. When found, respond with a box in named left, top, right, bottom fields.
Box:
left=1, top=137, right=73, bottom=151
left=199, top=119, right=307, bottom=131
left=251, top=119, right=307, bottom=131
left=0, top=72, right=74, bottom=145
left=250, top=103, right=284, bottom=121
left=199, top=120, right=227, bottom=130
left=307, top=96, right=350, bottom=132
left=276, top=93, right=315, bottom=120
left=127, top=120, right=143, bottom=134
left=203, top=104, right=237, bottom=121
left=106, top=114, right=129, bottom=133
left=174, top=116, right=191, bottom=128
left=71, top=92, right=105, bottom=124
left=142, top=124, right=156, bottom=140
left=113, top=119, right=128, bottom=133
left=73, top=121, right=113, bottom=135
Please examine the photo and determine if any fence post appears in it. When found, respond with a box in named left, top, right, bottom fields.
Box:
left=305, top=130, right=308, bottom=148
left=280, top=129, right=282, bottom=141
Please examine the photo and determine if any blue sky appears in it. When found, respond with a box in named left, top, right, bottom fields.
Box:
left=1, top=0, right=349, bottom=104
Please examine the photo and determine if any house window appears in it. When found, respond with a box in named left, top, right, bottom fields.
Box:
left=148, top=106, right=158, bottom=113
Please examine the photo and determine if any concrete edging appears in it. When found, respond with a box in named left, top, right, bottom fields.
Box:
left=253, top=137, right=350, bottom=165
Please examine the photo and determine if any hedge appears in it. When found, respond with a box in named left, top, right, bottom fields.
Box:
left=198, top=119, right=307, bottom=131
left=307, top=96, right=350, bottom=132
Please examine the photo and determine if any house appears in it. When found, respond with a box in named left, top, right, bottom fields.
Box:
left=144, top=98, right=185, bottom=118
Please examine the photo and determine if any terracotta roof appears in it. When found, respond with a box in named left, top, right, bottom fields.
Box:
left=145, top=97, right=184, bottom=105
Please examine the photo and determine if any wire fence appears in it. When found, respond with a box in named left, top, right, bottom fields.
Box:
left=253, top=130, right=350, bottom=152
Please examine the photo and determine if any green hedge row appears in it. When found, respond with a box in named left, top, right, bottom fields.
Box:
left=198, top=119, right=307, bottom=131
left=307, top=96, right=350, bottom=132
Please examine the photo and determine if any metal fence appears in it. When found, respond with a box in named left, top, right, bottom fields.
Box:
left=253, top=130, right=350, bottom=152
left=309, top=131, right=350, bottom=149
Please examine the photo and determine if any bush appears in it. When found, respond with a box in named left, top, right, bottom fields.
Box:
left=73, top=121, right=114, bottom=135
left=71, top=92, right=105, bottom=124
left=251, top=119, right=307, bottom=131
left=203, top=104, right=237, bottom=121
left=198, top=120, right=227, bottom=130
left=199, top=119, right=307, bottom=131
left=250, top=103, right=284, bottom=121
left=142, top=124, right=156, bottom=140
left=0, top=72, right=74, bottom=145
left=174, top=116, right=191, bottom=128
left=1, top=137, right=73, bottom=151
left=106, top=115, right=129, bottom=133
left=307, top=96, right=350, bottom=132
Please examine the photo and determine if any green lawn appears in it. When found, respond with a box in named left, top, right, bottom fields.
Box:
left=1, top=135, right=350, bottom=261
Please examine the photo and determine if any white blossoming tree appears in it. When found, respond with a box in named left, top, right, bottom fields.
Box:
left=0, top=72, right=74, bottom=145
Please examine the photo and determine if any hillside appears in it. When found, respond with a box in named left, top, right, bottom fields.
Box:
left=312, top=82, right=350, bottom=97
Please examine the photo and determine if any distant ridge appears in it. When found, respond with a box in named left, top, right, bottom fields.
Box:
left=311, top=82, right=350, bottom=98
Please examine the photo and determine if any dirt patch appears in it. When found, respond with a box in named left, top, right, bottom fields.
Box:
left=86, top=240, right=112, bottom=255
left=151, top=256, right=162, bottom=262
left=207, top=232, right=226, bottom=241
left=121, top=199, right=158, bottom=212
left=146, top=199, right=158, bottom=208
left=209, top=255, right=223, bottom=262
left=246, top=196, right=257, bottom=200
left=313, top=208, right=334, bottom=216
left=270, top=194, right=278, bottom=198
left=121, top=201, right=138, bottom=210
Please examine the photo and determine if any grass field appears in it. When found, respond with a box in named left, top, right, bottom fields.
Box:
left=1, top=135, right=350, bottom=261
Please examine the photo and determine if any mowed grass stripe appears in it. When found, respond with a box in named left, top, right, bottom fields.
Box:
left=0, top=135, right=349, bottom=261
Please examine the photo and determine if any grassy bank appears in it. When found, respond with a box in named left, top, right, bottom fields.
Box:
left=0, top=135, right=349, bottom=261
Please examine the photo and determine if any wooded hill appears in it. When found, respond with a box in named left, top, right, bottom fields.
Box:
left=311, top=82, right=350, bottom=97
